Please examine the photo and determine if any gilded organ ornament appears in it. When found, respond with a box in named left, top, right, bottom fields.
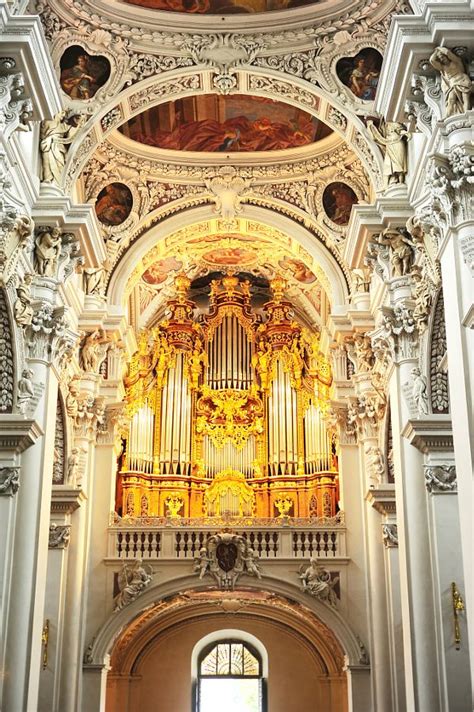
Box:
left=118, top=272, right=339, bottom=521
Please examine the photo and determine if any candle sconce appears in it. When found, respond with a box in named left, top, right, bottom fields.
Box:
left=42, top=619, right=50, bottom=670
left=451, top=582, right=464, bottom=650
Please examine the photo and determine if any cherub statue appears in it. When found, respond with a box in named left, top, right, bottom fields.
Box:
left=429, top=47, right=472, bottom=117
left=252, top=340, right=272, bottom=391
left=194, top=547, right=212, bottom=580
left=367, top=120, right=410, bottom=187
left=242, top=548, right=262, bottom=579
left=188, top=339, right=208, bottom=390
left=114, top=559, right=153, bottom=611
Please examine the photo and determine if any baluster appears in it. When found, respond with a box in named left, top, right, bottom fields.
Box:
left=175, top=532, right=182, bottom=557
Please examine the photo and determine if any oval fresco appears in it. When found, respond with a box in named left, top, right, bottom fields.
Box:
left=322, top=182, right=358, bottom=226
left=60, top=46, right=111, bottom=100
left=95, top=183, right=133, bottom=226
left=335, top=48, right=383, bottom=102
left=125, top=0, right=317, bottom=13
left=118, top=94, right=332, bottom=153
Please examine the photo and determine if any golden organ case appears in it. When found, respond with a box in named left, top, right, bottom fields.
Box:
left=118, top=274, right=338, bottom=520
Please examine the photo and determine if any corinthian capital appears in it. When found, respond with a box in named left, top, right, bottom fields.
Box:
left=25, top=302, right=78, bottom=367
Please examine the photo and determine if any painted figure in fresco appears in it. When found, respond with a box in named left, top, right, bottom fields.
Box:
left=125, top=0, right=315, bottom=12
left=60, top=47, right=111, bottom=100
left=322, top=182, right=358, bottom=225
left=336, top=49, right=382, bottom=101
left=61, top=54, right=96, bottom=99
left=95, top=184, right=133, bottom=226
left=121, top=94, right=331, bottom=153
left=279, top=257, right=316, bottom=284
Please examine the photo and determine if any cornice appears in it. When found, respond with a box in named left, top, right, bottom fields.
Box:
left=366, top=484, right=396, bottom=516
left=401, top=415, right=453, bottom=453
left=0, top=7, right=61, bottom=120
left=51, top=485, right=86, bottom=513
left=0, top=416, right=44, bottom=457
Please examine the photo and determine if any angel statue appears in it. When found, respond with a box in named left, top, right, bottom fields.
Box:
left=299, top=558, right=339, bottom=607
left=114, top=560, right=153, bottom=611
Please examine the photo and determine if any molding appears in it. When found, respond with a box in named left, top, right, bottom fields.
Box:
left=51, top=484, right=85, bottom=513
left=0, top=415, right=43, bottom=460
left=401, top=414, right=453, bottom=453
left=366, top=484, right=397, bottom=515
left=0, top=7, right=62, bottom=120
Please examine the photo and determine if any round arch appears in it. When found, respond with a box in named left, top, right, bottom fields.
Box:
left=64, top=66, right=383, bottom=193
left=107, top=203, right=350, bottom=310
left=191, top=629, right=269, bottom=678
left=85, top=574, right=367, bottom=670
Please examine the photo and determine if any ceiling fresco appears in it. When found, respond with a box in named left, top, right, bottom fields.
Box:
left=118, top=94, right=332, bottom=153
left=124, top=0, right=318, bottom=14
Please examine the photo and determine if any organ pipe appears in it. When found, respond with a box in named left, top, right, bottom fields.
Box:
left=120, top=273, right=337, bottom=519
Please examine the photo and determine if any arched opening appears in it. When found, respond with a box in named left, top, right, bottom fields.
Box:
left=195, top=638, right=265, bottom=712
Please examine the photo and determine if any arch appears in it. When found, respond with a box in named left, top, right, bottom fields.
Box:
left=85, top=574, right=367, bottom=670
left=64, top=66, right=383, bottom=193
left=108, top=204, right=350, bottom=310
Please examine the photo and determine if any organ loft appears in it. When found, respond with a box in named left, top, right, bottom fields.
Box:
left=119, top=273, right=337, bottom=520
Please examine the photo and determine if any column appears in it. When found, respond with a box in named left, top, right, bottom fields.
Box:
left=2, top=344, right=62, bottom=710
left=385, top=283, right=441, bottom=711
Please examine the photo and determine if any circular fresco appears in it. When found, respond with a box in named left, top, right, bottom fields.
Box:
left=322, top=182, right=358, bottom=226
left=95, top=183, right=133, bottom=227
left=60, top=46, right=111, bottom=101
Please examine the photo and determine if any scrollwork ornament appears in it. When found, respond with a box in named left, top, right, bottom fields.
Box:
left=194, top=531, right=262, bottom=590
left=424, top=465, right=457, bottom=493
left=48, top=523, right=71, bottom=549
left=381, top=523, right=398, bottom=548
left=0, top=467, right=20, bottom=496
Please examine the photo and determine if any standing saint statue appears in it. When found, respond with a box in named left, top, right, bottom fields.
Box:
left=40, top=111, right=86, bottom=185
left=34, top=227, right=62, bottom=277
left=367, top=120, right=409, bottom=187
left=429, top=47, right=472, bottom=117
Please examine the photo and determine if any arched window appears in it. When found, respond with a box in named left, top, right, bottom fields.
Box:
left=195, top=639, right=266, bottom=712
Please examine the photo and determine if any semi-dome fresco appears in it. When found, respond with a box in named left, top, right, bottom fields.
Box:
left=124, top=0, right=317, bottom=13
left=118, top=94, right=332, bottom=152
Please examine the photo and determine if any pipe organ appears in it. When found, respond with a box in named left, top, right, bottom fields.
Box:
left=119, top=273, right=338, bottom=519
